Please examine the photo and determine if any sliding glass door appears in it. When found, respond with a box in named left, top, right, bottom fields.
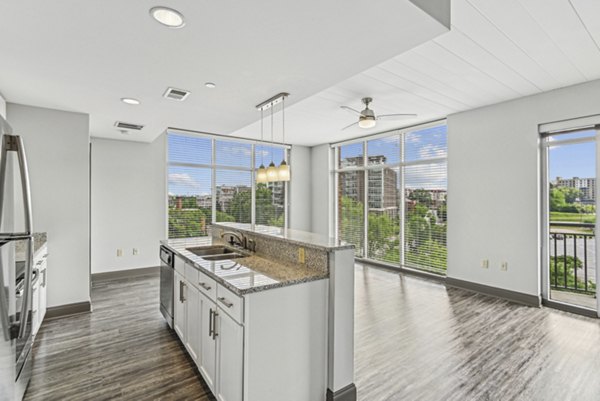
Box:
left=542, top=128, right=599, bottom=313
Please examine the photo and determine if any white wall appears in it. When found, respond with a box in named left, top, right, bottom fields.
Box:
left=7, top=103, right=90, bottom=308
left=447, top=78, right=600, bottom=296
left=91, top=135, right=166, bottom=273
left=289, top=145, right=311, bottom=231
left=310, top=144, right=332, bottom=237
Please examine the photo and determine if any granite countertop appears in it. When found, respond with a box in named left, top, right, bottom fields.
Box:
left=162, top=237, right=329, bottom=295
left=213, top=222, right=355, bottom=252
left=15, top=232, right=48, bottom=262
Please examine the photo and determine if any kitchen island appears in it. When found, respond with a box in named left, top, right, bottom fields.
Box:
left=161, top=223, right=356, bottom=401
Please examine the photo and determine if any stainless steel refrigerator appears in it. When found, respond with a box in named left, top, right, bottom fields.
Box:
left=0, top=114, right=35, bottom=401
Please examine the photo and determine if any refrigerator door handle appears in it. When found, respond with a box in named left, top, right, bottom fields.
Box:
left=0, top=135, right=35, bottom=339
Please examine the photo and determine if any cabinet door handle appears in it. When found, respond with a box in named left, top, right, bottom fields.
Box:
left=179, top=281, right=185, bottom=303
left=42, top=269, right=47, bottom=288
left=199, top=282, right=212, bottom=291
left=212, top=310, right=219, bottom=340
left=209, top=308, right=214, bottom=337
left=217, top=297, right=234, bottom=308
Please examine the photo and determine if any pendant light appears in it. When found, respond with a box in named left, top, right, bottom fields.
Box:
left=256, top=108, right=268, bottom=183
left=266, top=105, right=279, bottom=182
left=277, top=96, right=290, bottom=181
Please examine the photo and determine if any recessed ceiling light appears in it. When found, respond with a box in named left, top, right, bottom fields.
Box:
left=150, top=6, right=185, bottom=28
left=205, top=82, right=216, bottom=89
left=121, top=97, right=141, bottom=105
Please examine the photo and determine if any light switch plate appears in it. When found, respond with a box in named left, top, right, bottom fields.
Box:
left=298, top=247, right=305, bottom=264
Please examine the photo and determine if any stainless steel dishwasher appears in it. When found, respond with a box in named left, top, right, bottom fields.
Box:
left=159, top=246, right=174, bottom=328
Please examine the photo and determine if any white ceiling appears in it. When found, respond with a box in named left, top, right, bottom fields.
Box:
left=234, top=0, right=600, bottom=146
left=0, top=0, right=448, bottom=143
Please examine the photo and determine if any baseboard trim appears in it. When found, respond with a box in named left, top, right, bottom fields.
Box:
left=356, top=258, right=446, bottom=284
left=91, top=266, right=160, bottom=283
left=446, top=277, right=541, bottom=307
left=542, top=298, right=598, bottom=318
left=45, top=301, right=91, bottom=320
left=327, top=384, right=357, bottom=401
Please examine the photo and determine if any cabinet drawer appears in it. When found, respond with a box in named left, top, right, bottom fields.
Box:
left=216, top=284, right=244, bottom=324
left=174, top=255, right=185, bottom=275
left=197, top=271, right=216, bottom=299
left=185, top=263, right=199, bottom=284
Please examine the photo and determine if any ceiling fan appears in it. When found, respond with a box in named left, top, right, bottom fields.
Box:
left=340, top=97, right=416, bottom=130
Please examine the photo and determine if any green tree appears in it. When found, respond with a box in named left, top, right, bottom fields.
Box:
left=339, top=196, right=364, bottom=254
left=408, top=189, right=432, bottom=206
left=168, top=208, right=208, bottom=238
left=367, top=212, right=397, bottom=260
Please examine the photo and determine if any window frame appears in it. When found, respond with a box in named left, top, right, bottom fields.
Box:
left=331, top=119, right=447, bottom=273
left=166, top=129, right=290, bottom=238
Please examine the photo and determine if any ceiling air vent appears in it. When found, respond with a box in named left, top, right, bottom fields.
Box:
left=114, top=121, right=145, bottom=131
left=163, top=87, right=191, bottom=101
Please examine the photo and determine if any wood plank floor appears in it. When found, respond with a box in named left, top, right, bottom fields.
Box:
left=24, top=273, right=215, bottom=401
left=355, top=264, right=600, bottom=401
left=24, top=265, right=600, bottom=401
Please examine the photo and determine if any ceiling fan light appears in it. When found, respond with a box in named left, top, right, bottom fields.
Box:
left=277, top=160, right=290, bottom=182
left=266, top=162, right=279, bottom=182
left=257, top=164, right=268, bottom=183
left=358, top=116, right=376, bottom=129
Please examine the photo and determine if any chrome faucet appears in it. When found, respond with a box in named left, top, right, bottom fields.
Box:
left=220, top=231, right=246, bottom=249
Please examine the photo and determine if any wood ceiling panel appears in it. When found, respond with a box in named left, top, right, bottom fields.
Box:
left=434, top=28, right=541, bottom=96
left=467, top=0, right=586, bottom=86
left=452, top=0, right=561, bottom=91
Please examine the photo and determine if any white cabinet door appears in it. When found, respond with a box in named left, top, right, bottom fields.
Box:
left=185, top=283, right=201, bottom=362
left=216, top=309, right=244, bottom=401
left=173, top=271, right=187, bottom=341
left=199, top=291, right=217, bottom=392
left=39, top=268, right=47, bottom=324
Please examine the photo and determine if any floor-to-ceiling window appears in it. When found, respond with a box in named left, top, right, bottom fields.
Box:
left=334, top=121, right=447, bottom=274
left=167, top=131, right=289, bottom=238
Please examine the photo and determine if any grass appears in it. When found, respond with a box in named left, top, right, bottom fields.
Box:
left=550, top=211, right=596, bottom=224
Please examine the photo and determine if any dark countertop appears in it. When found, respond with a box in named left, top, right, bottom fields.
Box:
left=162, top=236, right=329, bottom=296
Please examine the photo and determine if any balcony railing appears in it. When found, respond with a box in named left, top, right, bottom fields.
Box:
left=549, top=222, right=595, bottom=295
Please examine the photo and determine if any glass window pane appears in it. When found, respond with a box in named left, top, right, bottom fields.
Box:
left=168, top=166, right=212, bottom=238
left=216, top=170, right=252, bottom=224
left=367, top=135, right=400, bottom=165
left=403, top=162, right=447, bottom=273
left=338, top=171, right=365, bottom=257
left=216, top=140, right=252, bottom=168
left=338, top=142, right=364, bottom=168
left=256, top=182, right=285, bottom=227
left=404, top=125, right=447, bottom=162
left=255, top=145, right=285, bottom=168
left=169, top=134, right=212, bottom=165
left=367, top=167, right=400, bottom=263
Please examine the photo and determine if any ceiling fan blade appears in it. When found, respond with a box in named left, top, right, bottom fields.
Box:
left=377, top=113, right=417, bottom=121
left=341, top=121, right=359, bottom=130
left=340, top=106, right=363, bottom=116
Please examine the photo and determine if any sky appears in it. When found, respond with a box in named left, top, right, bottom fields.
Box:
left=548, top=130, right=596, bottom=180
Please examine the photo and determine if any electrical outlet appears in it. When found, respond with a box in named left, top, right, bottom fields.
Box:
left=501, top=262, right=508, bottom=271
left=298, top=247, right=305, bottom=264
left=481, top=259, right=489, bottom=269
left=133, top=248, right=138, bottom=256
left=117, top=249, right=123, bottom=257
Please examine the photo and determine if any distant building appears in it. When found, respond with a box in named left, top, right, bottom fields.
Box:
left=555, top=176, right=596, bottom=202
left=216, top=185, right=251, bottom=211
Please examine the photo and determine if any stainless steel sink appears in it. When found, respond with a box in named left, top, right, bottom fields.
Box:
left=186, top=246, right=235, bottom=257
left=202, top=253, right=246, bottom=261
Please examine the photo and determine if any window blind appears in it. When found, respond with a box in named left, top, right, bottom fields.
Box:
left=167, top=132, right=290, bottom=238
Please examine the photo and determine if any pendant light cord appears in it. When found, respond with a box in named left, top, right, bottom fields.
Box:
left=282, top=96, right=285, bottom=144
left=270, top=104, right=274, bottom=163
left=260, top=108, right=264, bottom=166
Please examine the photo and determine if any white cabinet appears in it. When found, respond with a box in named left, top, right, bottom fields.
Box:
left=215, top=310, right=244, bottom=401
left=185, top=283, right=201, bottom=361
left=32, top=245, right=48, bottom=336
left=173, top=271, right=186, bottom=341
left=199, top=290, right=217, bottom=392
